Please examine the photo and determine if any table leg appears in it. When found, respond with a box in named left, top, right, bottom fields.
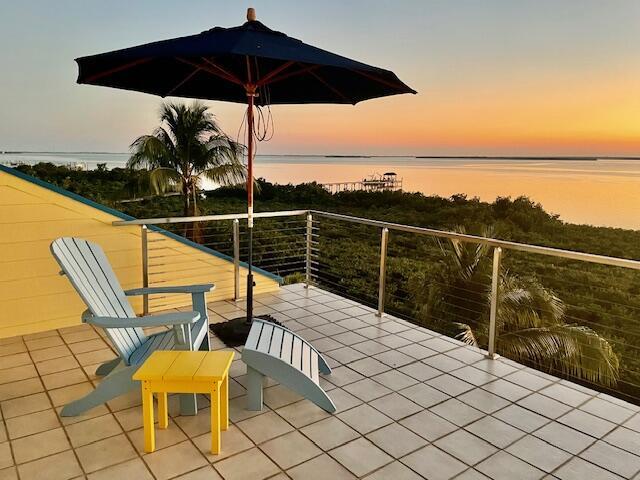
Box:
left=210, top=381, right=220, bottom=454
left=142, top=381, right=155, bottom=453
left=221, top=374, right=229, bottom=431
left=158, top=392, right=168, bottom=429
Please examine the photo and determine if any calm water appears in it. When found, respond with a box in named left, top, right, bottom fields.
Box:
left=3, top=152, right=639, bottom=230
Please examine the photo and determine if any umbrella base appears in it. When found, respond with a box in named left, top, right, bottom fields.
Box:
left=209, top=314, right=284, bottom=347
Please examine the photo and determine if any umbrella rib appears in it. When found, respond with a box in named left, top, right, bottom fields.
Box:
left=201, top=57, right=245, bottom=85
left=175, top=57, right=243, bottom=86
left=350, top=68, right=416, bottom=94
left=256, top=61, right=296, bottom=87
left=309, top=70, right=354, bottom=104
left=164, top=67, right=202, bottom=97
left=82, top=57, right=152, bottom=83
left=260, top=64, right=321, bottom=86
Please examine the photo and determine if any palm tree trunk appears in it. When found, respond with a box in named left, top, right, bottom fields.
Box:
left=182, top=178, right=203, bottom=243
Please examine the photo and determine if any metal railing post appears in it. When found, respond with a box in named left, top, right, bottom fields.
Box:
left=305, top=213, right=313, bottom=288
left=141, top=225, right=149, bottom=315
left=487, top=246, right=502, bottom=359
left=233, top=219, right=240, bottom=301
left=377, top=228, right=389, bottom=317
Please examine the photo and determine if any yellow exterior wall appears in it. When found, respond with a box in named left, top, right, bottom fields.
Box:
left=0, top=168, right=280, bottom=339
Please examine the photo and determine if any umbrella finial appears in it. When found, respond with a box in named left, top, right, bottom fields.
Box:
left=247, top=8, right=256, bottom=21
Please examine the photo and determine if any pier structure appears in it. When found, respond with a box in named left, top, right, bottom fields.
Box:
left=321, top=172, right=402, bottom=194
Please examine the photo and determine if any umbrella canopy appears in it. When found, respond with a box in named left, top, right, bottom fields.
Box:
left=75, top=9, right=415, bottom=330
left=76, top=17, right=415, bottom=105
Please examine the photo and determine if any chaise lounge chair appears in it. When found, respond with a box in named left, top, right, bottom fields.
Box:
left=51, top=237, right=213, bottom=416
left=243, top=318, right=336, bottom=413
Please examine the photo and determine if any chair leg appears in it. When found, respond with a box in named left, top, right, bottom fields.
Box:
left=61, top=365, right=138, bottom=416
left=246, top=366, right=264, bottom=411
left=180, top=393, right=198, bottom=416
left=199, top=333, right=210, bottom=351
left=95, top=358, right=122, bottom=376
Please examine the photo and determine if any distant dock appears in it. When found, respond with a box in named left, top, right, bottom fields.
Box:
left=321, top=172, right=403, bottom=194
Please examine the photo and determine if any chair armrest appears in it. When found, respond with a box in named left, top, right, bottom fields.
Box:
left=83, top=310, right=200, bottom=329
left=124, top=284, right=215, bottom=296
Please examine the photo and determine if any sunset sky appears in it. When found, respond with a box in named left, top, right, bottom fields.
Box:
left=1, top=0, right=639, bottom=156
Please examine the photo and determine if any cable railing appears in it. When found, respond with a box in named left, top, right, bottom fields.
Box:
left=114, top=209, right=640, bottom=404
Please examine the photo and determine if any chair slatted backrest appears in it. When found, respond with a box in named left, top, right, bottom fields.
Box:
left=245, top=319, right=320, bottom=384
left=51, top=237, right=145, bottom=361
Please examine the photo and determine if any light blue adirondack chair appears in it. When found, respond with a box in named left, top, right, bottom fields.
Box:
left=51, top=237, right=213, bottom=416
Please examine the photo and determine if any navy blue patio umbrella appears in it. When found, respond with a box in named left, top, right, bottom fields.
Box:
left=75, top=8, right=416, bottom=336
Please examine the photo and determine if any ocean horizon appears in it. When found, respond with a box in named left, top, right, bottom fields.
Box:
left=3, top=151, right=639, bottom=230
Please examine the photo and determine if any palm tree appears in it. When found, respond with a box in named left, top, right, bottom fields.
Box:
left=128, top=102, right=246, bottom=240
left=413, top=227, right=619, bottom=387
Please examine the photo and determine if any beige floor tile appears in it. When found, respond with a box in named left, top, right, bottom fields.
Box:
left=127, top=419, right=187, bottom=453
left=114, top=406, right=144, bottom=431
left=65, top=413, right=122, bottom=447
left=87, top=458, right=153, bottom=480
left=143, top=440, right=208, bottom=480
left=0, top=442, right=13, bottom=469
left=261, top=431, right=322, bottom=469
left=1, top=392, right=51, bottom=418
left=236, top=411, right=294, bottom=444
left=174, top=408, right=213, bottom=438
left=22, top=330, right=59, bottom=341
left=49, top=382, right=94, bottom=407
left=0, top=378, right=44, bottom=401
left=68, top=339, right=108, bottom=355
left=25, top=336, right=63, bottom=351
left=6, top=409, right=60, bottom=439
left=193, top=424, right=254, bottom=462
left=0, top=336, right=23, bottom=346
left=16, top=450, right=81, bottom=480
left=301, top=417, right=360, bottom=450
left=41, top=369, right=88, bottom=390
left=106, top=388, right=141, bottom=412
left=75, top=349, right=117, bottom=367
left=0, top=353, right=31, bottom=370
left=11, top=428, right=70, bottom=464
left=329, top=437, right=393, bottom=477
left=287, top=453, right=356, bottom=480
left=263, top=384, right=304, bottom=410
left=228, top=396, right=269, bottom=423
left=0, top=365, right=37, bottom=386
left=0, top=343, right=26, bottom=357
left=214, top=447, right=280, bottom=480
left=0, top=466, right=17, bottom=480
left=61, top=330, right=100, bottom=344
left=36, top=356, right=79, bottom=375
left=75, top=433, right=137, bottom=473
left=82, top=363, right=105, bottom=381
left=29, top=346, right=71, bottom=363
left=276, top=400, right=331, bottom=428
left=174, top=465, right=222, bottom=479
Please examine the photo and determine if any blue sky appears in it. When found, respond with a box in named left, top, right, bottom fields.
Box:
left=1, top=1, right=639, bottom=155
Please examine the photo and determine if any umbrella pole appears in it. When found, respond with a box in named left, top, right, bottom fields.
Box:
left=245, top=87, right=256, bottom=324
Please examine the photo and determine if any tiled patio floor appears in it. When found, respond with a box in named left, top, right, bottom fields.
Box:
left=1, top=284, right=640, bottom=479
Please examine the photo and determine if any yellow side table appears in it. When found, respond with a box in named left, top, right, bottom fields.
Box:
left=133, top=350, right=234, bottom=454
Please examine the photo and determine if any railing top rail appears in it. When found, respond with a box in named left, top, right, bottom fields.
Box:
left=310, top=210, right=640, bottom=271
left=113, top=208, right=640, bottom=271
left=112, top=210, right=309, bottom=226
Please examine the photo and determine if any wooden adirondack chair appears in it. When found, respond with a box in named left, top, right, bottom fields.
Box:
left=51, top=237, right=214, bottom=417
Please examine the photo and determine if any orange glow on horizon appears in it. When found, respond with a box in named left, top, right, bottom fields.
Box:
left=244, top=67, right=640, bottom=156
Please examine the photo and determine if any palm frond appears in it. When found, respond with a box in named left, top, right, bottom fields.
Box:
left=499, top=324, right=619, bottom=386
left=149, top=167, right=181, bottom=194
left=454, top=322, right=479, bottom=347
left=128, top=134, right=173, bottom=170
